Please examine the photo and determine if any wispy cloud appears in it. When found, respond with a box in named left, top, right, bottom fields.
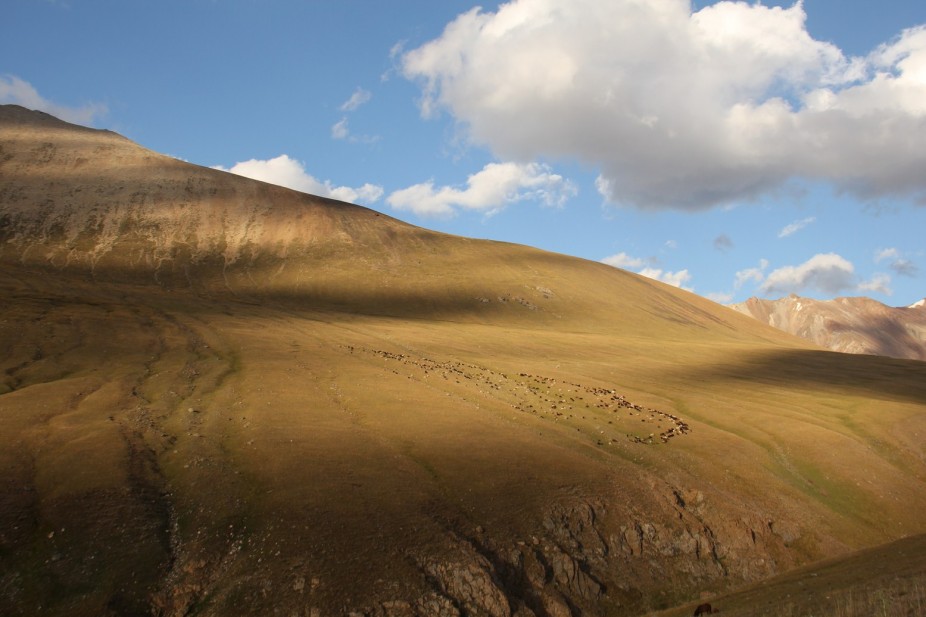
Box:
left=331, top=118, right=350, bottom=140
left=875, top=247, right=900, bottom=262
left=875, top=247, right=919, bottom=277
left=705, top=291, right=734, bottom=304
left=889, top=259, right=918, bottom=277
left=332, top=87, right=378, bottom=143
left=858, top=273, right=893, bottom=295
left=330, top=116, right=379, bottom=144
left=713, top=234, right=734, bottom=251
left=339, top=87, right=371, bottom=112
left=777, top=216, right=816, bottom=238
left=0, top=74, right=106, bottom=125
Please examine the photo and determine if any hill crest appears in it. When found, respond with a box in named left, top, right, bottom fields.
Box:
left=0, top=102, right=791, bottom=338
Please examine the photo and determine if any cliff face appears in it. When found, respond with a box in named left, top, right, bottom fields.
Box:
left=730, top=295, right=926, bottom=361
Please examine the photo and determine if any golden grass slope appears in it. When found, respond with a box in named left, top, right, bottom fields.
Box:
left=2, top=105, right=926, bottom=617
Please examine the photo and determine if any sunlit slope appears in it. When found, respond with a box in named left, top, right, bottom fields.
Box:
left=2, top=106, right=925, bottom=617
left=0, top=104, right=808, bottom=340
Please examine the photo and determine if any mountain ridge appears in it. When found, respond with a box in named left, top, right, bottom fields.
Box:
left=730, top=294, right=926, bottom=361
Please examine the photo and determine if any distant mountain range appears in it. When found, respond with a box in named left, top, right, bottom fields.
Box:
left=730, top=295, right=926, bottom=361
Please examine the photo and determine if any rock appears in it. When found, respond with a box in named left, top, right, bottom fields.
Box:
left=539, top=590, right=573, bottom=617
left=414, top=592, right=461, bottom=617
left=548, top=546, right=602, bottom=601
left=418, top=540, right=511, bottom=617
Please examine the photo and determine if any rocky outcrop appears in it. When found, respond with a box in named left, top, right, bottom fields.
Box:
left=349, top=485, right=809, bottom=617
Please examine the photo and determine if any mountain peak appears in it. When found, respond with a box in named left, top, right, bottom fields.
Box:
left=0, top=103, right=103, bottom=132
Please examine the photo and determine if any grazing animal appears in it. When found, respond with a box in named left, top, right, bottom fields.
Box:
left=693, top=603, right=717, bottom=616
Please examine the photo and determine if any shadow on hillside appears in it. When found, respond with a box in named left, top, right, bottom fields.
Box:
left=663, top=347, right=926, bottom=406
left=0, top=262, right=550, bottom=324
left=849, top=314, right=926, bottom=361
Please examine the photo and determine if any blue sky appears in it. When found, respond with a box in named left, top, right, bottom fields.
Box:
left=3, top=0, right=925, bottom=306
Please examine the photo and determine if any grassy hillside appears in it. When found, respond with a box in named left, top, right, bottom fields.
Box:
left=650, top=532, right=926, bottom=617
left=2, top=105, right=925, bottom=616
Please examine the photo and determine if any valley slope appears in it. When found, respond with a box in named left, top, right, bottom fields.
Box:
left=2, top=105, right=926, bottom=617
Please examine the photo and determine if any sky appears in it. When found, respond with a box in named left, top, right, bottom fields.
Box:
left=3, top=0, right=925, bottom=307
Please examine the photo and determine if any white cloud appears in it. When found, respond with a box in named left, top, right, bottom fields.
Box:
left=214, top=154, right=384, bottom=205
left=331, top=117, right=350, bottom=140
left=330, top=116, right=379, bottom=144
left=602, top=252, right=693, bottom=290
left=0, top=74, right=106, bottom=125
left=778, top=216, right=816, bottom=238
left=402, top=1, right=926, bottom=210
left=875, top=247, right=900, bottom=262
left=386, top=161, right=576, bottom=217
left=759, top=253, right=889, bottom=296
left=601, top=252, right=646, bottom=269
left=734, top=258, right=769, bottom=289
left=639, top=267, right=693, bottom=291
left=339, top=87, right=372, bottom=112
left=858, top=273, right=893, bottom=295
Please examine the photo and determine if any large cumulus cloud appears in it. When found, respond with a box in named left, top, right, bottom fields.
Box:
left=401, top=0, right=926, bottom=210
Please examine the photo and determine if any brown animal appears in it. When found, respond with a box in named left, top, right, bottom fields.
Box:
left=693, top=603, right=718, bottom=616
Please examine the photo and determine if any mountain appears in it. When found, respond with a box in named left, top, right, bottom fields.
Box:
left=730, top=294, right=926, bottom=361
left=2, top=104, right=926, bottom=617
